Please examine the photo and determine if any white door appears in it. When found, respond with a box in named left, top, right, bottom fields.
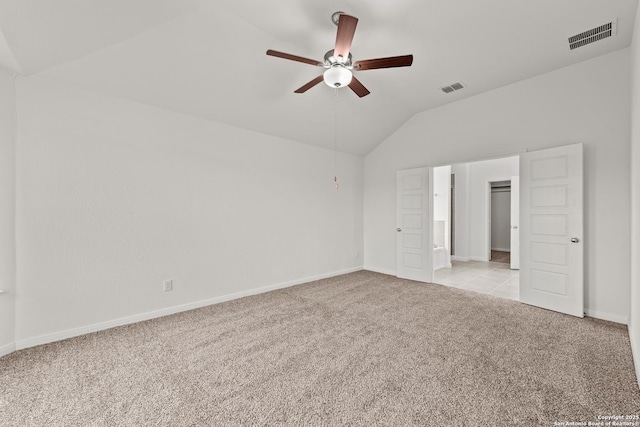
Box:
left=510, top=175, right=520, bottom=270
left=520, top=143, right=583, bottom=317
left=396, top=167, right=433, bottom=282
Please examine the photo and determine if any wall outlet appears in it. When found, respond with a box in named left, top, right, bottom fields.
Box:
left=163, top=280, right=173, bottom=292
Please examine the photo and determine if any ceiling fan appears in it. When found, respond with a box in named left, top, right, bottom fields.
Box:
left=266, top=12, right=413, bottom=98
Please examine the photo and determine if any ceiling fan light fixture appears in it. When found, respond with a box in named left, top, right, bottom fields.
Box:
left=266, top=13, right=413, bottom=97
left=323, top=65, right=352, bottom=88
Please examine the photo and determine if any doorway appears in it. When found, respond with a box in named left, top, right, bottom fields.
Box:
left=398, top=144, right=584, bottom=318
left=433, top=165, right=452, bottom=271
left=431, top=156, right=520, bottom=298
left=446, top=156, right=519, bottom=265
left=488, top=180, right=512, bottom=264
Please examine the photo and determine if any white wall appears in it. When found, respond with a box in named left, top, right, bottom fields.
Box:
left=14, top=77, right=364, bottom=345
left=450, top=157, right=518, bottom=260
left=491, top=190, right=511, bottom=252
left=364, top=48, right=631, bottom=323
left=629, top=4, right=640, bottom=388
left=467, top=157, right=518, bottom=260
left=0, top=68, right=15, bottom=356
left=451, top=163, right=469, bottom=259
left=433, top=165, right=451, bottom=249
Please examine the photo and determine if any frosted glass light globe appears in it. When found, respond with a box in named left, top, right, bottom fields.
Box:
left=323, top=65, right=352, bottom=88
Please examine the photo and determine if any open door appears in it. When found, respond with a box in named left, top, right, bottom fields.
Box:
left=396, top=167, right=433, bottom=283
left=510, top=175, right=520, bottom=270
left=520, top=143, right=583, bottom=317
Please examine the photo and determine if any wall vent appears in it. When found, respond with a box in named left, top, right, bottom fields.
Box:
left=441, top=82, right=465, bottom=94
left=568, top=20, right=617, bottom=50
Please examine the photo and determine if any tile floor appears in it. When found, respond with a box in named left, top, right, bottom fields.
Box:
left=433, top=259, right=520, bottom=301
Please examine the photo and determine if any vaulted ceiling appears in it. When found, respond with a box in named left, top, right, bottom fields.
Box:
left=0, top=0, right=636, bottom=155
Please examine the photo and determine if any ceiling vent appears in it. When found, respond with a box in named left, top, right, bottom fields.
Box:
left=441, top=82, right=465, bottom=94
left=568, top=19, right=617, bottom=50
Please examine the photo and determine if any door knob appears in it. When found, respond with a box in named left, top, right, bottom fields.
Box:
left=396, top=228, right=402, bottom=232
left=571, top=237, right=580, bottom=243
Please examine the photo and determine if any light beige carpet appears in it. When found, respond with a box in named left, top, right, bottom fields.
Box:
left=1, top=271, right=639, bottom=426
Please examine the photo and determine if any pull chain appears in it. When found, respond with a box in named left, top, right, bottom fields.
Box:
left=334, top=88, right=339, bottom=189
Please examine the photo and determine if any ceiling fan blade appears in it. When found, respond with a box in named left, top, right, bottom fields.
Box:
left=294, top=75, right=325, bottom=93
left=334, top=14, right=358, bottom=59
left=266, top=49, right=323, bottom=66
left=348, top=76, right=370, bottom=98
left=354, top=55, right=414, bottom=71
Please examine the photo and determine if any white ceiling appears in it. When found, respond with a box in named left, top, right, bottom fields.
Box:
left=0, top=0, right=636, bottom=155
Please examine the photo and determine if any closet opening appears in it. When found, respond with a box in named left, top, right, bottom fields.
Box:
left=488, top=180, right=512, bottom=264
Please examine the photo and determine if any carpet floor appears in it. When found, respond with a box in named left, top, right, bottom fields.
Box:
left=1, top=271, right=639, bottom=426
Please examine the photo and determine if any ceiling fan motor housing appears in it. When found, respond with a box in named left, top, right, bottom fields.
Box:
left=324, top=49, right=353, bottom=67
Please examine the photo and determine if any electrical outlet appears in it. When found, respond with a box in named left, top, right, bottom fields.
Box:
left=163, top=280, right=173, bottom=292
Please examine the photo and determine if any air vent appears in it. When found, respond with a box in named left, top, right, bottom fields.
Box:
left=568, top=20, right=617, bottom=50
left=441, top=82, right=465, bottom=94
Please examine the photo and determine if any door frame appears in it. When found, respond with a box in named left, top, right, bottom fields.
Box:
left=510, top=175, right=520, bottom=270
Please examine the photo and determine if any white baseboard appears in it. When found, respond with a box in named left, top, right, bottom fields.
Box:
left=0, top=342, right=16, bottom=358
left=584, top=309, right=628, bottom=325
left=470, top=256, right=490, bottom=262
left=15, top=266, right=364, bottom=351
left=363, top=266, right=396, bottom=276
